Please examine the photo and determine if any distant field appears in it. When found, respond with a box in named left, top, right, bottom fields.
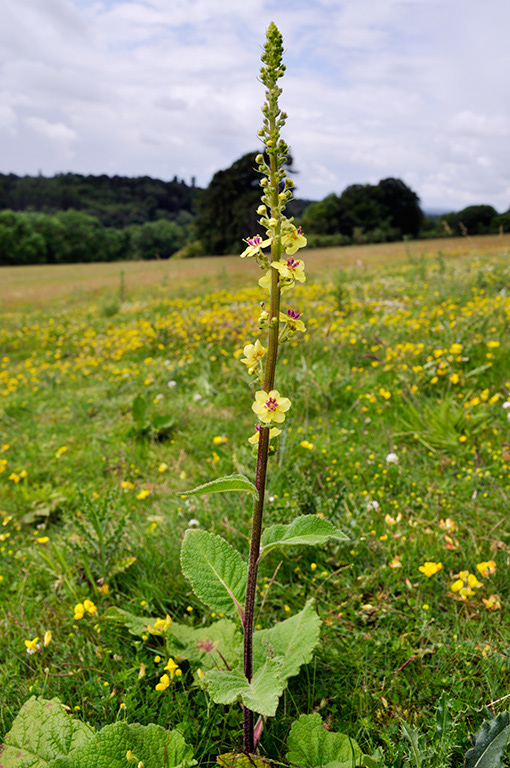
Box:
left=1, top=233, right=509, bottom=308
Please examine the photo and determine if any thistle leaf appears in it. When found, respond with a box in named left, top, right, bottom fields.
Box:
left=464, top=712, right=510, bottom=768
left=180, top=530, right=247, bottom=620
left=260, top=515, right=348, bottom=558
left=178, top=474, right=258, bottom=500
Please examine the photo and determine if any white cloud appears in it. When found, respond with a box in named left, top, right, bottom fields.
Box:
left=0, top=0, right=509, bottom=211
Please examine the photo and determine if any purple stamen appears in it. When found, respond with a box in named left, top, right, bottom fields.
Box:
left=286, top=258, right=299, bottom=269
left=247, top=235, right=262, bottom=247
left=287, top=308, right=301, bottom=319
left=265, top=397, right=278, bottom=411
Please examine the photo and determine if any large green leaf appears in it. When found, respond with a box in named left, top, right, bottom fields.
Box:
left=178, top=474, right=258, bottom=500
left=0, top=696, right=94, bottom=768
left=50, top=722, right=195, bottom=768
left=204, top=660, right=283, bottom=717
left=464, top=712, right=510, bottom=768
left=102, top=606, right=157, bottom=636
left=167, top=618, right=241, bottom=672
left=259, top=515, right=348, bottom=558
left=180, top=530, right=247, bottom=619
left=286, top=713, right=364, bottom=768
left=253, top=599, right=321, bottom=683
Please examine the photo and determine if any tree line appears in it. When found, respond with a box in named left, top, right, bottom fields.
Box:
left=1, top=159, right=509, bottom=265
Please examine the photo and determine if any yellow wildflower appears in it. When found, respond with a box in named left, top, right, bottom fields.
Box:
left=482, top=594, right=501, bottom=611
left=252, top=390, right=291, bottom=424
left=155, top=674, right=170, bottom=691
left=240, top=340, right=266, bottom=374
left=24, top=637, right=39, bottom=654
left=74, top=603, right=85, bottom=620
left=43, top=630, right=52, bottom=646
left=83, top=599, right=97, bottom=614
left=147, top=614, right=172, bottom=635
left=418, top=561, right=443, bottom=577
left=451, top=570, right=483, bottom=599
left=476, top=560, right=496, bottom=578
left=164, top=657, right=180, bottom=679
left=271, top=257, right=306, bottom=283
left=137, top=489, right=151, bottom=500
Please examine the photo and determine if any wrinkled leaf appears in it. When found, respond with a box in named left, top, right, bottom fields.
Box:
left=260, top=515, right=348, bottom=558
left=217, top=754, right=270, bottom=768
left=180, top=530, right=247, bottom=619
left=253, top=599, right=321, bottom=683
left=205, top=660, right=283, bottom=717
left=50, top=722, right=195, bottom=768
left=464, top=712, right=510, bottom=768
left=178, top=474, right=258, bottom=500
left=286, top=713, right=364, bottom=768
left=168, top=618, right=241, bottom=672
left=0, top=696, right=94, bottom=768
left=102, top=606, right=157, bottom=636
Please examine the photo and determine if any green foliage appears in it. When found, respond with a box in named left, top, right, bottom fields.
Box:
left=286, top=713, right=367, bottom=767
left=252, top=600, right=321, bottom=683
left=464, top=712, right=510, bottom=768
left=0, top=696, right=94, bottom=768
left=0, top=695, right=196, bottom=768
left=441, top=205, right=499, bottom=236
left=131, top=394, right=175, bottom=440
left=180, top=530, right=248, bottom=618
left=179, top=474, right=258, bottom=500
left=205, top=659, right=283, bottom=718
left=259, top=515, right=348, bottom=558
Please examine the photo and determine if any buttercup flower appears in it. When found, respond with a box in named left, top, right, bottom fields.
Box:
left=419, top=561, right=443, bottom=577
left=252, top=390, right=291, bottom=424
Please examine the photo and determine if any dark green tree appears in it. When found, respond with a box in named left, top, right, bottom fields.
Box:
left=376, top=177, right=424, bottom=237
left=301, top=193, right=354, bottom=236
left=442, top=205, right=498, bottom=236
left=194, top=152, right=263, bottom=255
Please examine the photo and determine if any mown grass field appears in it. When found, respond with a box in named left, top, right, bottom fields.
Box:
left=0, top=238, right=509, bottom=766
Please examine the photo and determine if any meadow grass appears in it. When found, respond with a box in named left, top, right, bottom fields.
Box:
left=0, top=244, right=509, bottom=765
left=1, top=232, right=509, bottom=308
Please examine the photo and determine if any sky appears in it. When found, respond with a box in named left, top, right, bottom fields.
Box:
left=2, top=0, right=510, bottom=213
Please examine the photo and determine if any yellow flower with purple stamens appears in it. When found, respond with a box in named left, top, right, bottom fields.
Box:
left=240, top=234, right=271, bottom=258
left=282, top=226, right=307, bottom=255
left=271, top=257, right=306, bottom=282
left=248, top=425, right=282, bottom=444
left=241, top=340, right=266, bottom=373
left=252, top=390, right=291, bottom=424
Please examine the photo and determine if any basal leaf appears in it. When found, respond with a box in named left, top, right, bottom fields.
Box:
left=260, top=515, right=348, bottom=558
left=168, top=618, right=241, bottom=672
left=464, top=712, right=510, bottom=768
left=50, top=722, right=195, bottom=768
left=178, top=474, right=258, bottom=500
left=205, top=660, right=283, bottom=717
left=0, top=696, right=94, bottom=768
left=286, top=713, right=364, bottom=768
left=253, top=599, right=321, bottom=683
left=216, top=754, right=270, bottom=768
left=102, top=606, right=156, bottom=636
left=180, top=530, right=247, bottom=620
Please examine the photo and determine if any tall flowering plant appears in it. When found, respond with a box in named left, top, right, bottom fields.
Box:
left=179, top=23, right=347, bottom=757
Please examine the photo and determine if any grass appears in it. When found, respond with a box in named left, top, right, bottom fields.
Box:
left=1, top=232, right=509, bottom=308
left=0, top=243, right=509, bottom=766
